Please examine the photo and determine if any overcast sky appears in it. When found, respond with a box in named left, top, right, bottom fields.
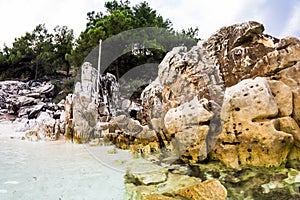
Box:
left=1, top=0, right=300, bottom=48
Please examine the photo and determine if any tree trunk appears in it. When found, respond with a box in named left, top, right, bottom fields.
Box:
left=35, top=62, right=38, bottom=81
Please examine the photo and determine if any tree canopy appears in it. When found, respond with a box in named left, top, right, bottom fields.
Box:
left=0, top=24, right=74, bottom=80
left=70, top=0, right=175, bottom=68
left=71, top=0, right=200, bottom=83
left=0, top=0, right=199, bottom=81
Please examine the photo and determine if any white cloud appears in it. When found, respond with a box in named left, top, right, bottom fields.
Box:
left=0, top=0, right=103, bottom=47
left=0, top=0, right=40, bottom=46
left=0, top=0, right=299, bottom=48
left=130, top=0, right=269, bottom=39
left=281, top=1, right=300, bottom=37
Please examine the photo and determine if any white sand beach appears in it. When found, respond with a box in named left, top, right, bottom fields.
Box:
left=0, top=121, right=131, bottom=200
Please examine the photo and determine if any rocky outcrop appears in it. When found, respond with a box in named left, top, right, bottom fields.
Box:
left=132, top=21, right=300, bottom=167
left=0, top=80, right=56, bottom=118
left=208, top=32, right=300, bottom=168
left=46, top=21, right=300, bottom=200
left=65, top=22, right=300, bottom=170
left=68, top=62, right=120, bottom=143
left=14, top=112, right=63, bottom=141
left=0, top=80, right=67, bottom=141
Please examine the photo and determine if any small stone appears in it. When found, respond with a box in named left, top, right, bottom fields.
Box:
left=107, top=148, right=117, bottom=154
left=89, top=138, right=100, bottom=147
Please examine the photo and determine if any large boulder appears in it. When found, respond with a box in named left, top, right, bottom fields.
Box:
left=139, top=78, right=163, bottom=125
left=164, top=97, right=213, bottom=163
left=14, top=112, right=60, bottom=141
left=154, top=22, right=281, bottom=116
left=70, top=62, right=120, bottom=143
left=140, top=180, right=227, bottom=200
left=173, top=179, right=227, bottom=200
left=211, top=77, right=295, bottom=168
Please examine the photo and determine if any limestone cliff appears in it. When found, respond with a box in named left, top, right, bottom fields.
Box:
left=62, top=21, right=300, bottom=199
left=69, top=21, right=300, bottom=169
left=136, top=21, right=300, bottom=168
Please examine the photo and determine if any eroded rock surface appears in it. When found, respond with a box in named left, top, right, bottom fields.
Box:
left=211, top=77, right=294, bottom=168
left=164, top=97, right=212, bottom=163
left=0, top=80, right=67, bottom=141
left=66, top=22, right=300, bottom=169
left=135, top=21, right=300, bottom=167
left=70, top=62, right=119, bottom=143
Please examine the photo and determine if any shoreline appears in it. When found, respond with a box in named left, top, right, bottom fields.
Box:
left=0, top=119, right=65, bottom=143
left=0, top=119, right=132, bottom=200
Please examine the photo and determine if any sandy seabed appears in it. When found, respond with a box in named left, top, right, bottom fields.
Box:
left=0, top=121, right=131, bottom=200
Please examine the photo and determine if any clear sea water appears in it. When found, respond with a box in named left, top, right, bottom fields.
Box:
left=0, top=121, right=131, bottom=200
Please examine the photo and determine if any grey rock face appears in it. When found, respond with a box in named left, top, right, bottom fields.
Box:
left=0, top=80, right=58, bottom=119
left=70, top=62, right=120, bottom=143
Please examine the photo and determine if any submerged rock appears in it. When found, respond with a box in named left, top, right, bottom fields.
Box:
left=187, top=162, right=300, bottom=200
left=173, top=179, right=227, bottom=200
left=125, top=160, right=227, bottom=200
left=126, top=159, right=168, bottom=185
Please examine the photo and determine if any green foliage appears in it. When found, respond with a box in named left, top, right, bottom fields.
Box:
left=181, top=27, right=201, bottom=41
left=0, top=0, right=200, bottom=83
left=69, top=1, right=201, bottom=103
left=70, top=0, right=173, bottom=69
left=0, top=50, right=8, bottom=69
left=1, top=24, right=74, bottom=80
left=123, top=79, right=148, bottom=97
left=52, top=78, right=75, bottom=104
left=53, top=26, right=74, bottom=75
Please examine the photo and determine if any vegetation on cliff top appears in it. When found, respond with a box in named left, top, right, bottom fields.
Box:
left=0, top=0, right=199, bottom=81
